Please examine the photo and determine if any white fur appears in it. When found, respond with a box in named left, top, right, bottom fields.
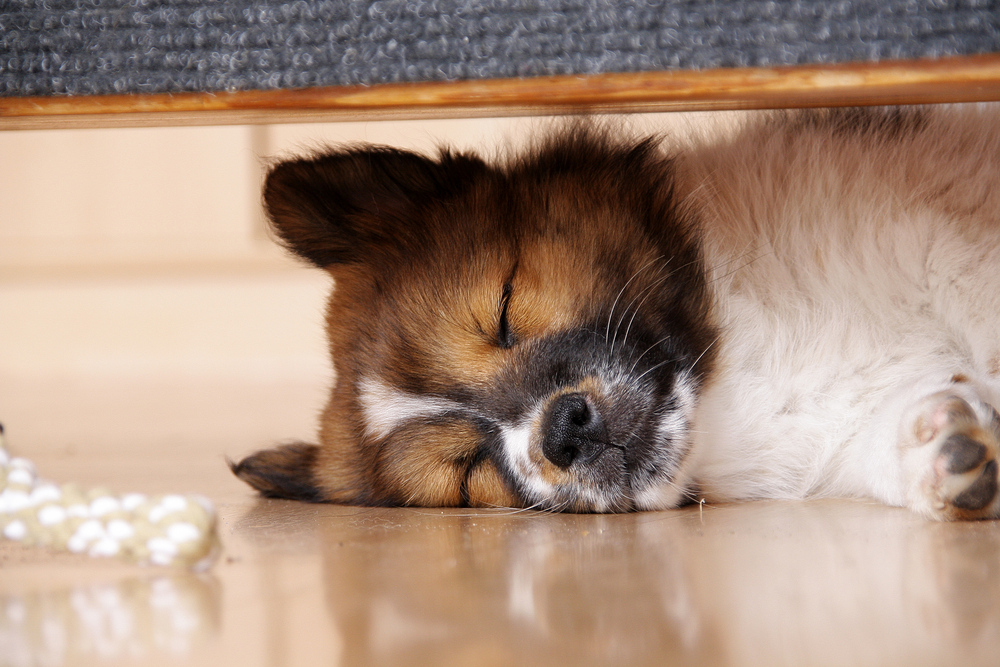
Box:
left=668, top=105, right=1000, bottom=515
left=500, top=419, right=556, bottom=501
left=357, top=377, right=463, bottom=440
left=634, top=369, right=702, bottom=510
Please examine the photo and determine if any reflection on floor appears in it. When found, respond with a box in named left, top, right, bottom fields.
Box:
left=3, top=376, right=1000, bottom=666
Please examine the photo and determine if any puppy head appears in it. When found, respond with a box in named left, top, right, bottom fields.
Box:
left=233, top=128, right=717, bottom=512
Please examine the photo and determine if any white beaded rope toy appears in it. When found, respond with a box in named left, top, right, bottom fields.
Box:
left=0, top=425, right=219, bottom=569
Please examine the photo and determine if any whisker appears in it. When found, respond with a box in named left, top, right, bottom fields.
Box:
left=536, top=497, right=571, bottom=514
left=616, top=276, right=675, bottom=354
left=628, top=335, right=673, bottom=376
left=611, top=265, right=675, bottom=355
left=707, top=246, right=773, bottom=285
left=634, top=359, right=672, bottom=384
left=604, top=255, right=663, bottom=342
left=691, top=333, right=722, bottom=371
left=465, top=498, right=550, bottom=516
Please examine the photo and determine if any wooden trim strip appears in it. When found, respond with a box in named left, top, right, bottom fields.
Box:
left=2, top=54, right=999, bottom=130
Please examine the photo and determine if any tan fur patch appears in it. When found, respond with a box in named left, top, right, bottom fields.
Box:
left=377, top=421, right=482, bottom=507
left=465, top=460, right=519, bottom=508
left=515, top=239, right=600, bottom=338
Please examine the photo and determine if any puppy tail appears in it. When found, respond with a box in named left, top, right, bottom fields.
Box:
left=229, top=442, right=326, bottom=502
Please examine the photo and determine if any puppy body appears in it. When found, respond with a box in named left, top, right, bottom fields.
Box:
left=677, top=108, right=1000, bottom=519
left=234, top=105, right=1000, bottom=520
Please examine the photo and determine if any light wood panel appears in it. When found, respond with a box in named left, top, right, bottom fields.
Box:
left=3, top=54, right=1000, bottom=130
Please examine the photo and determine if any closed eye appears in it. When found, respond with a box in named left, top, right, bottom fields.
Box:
left=497, top=282, right=516, bottom=348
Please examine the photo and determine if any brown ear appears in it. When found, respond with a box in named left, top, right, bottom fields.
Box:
left=263, top=146, right=488, bottom=268
left=230, top=443, right=325, bottom=502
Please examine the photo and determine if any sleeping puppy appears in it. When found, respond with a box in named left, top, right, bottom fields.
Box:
left=233, top=105, right=1000, bottom=520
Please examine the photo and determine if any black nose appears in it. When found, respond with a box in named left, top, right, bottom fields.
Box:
left=542, top=393, right=610, bottom=468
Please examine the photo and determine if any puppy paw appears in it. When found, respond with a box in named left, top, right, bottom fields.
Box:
left=904, top=391, right=1000, bottom=520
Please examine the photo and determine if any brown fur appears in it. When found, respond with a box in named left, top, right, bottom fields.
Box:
left=235, top=125, right=716, bottom=509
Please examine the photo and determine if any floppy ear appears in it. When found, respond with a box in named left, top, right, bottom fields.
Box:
left=229, top=443, right=325, bottom=502
left=263, top=146, right=487, bottom=268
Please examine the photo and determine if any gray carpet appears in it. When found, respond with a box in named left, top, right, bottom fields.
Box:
left=2, top=0, right=998, bottom=97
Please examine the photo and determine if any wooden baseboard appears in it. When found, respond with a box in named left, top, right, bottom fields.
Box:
left=3, top=54, right=1000, bottom=130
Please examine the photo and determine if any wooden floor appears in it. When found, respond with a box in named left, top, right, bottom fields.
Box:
left=3, top=374, right=1000, bottom=667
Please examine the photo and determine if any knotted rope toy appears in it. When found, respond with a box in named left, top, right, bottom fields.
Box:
left=0, top=424, right=219, bottom=569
